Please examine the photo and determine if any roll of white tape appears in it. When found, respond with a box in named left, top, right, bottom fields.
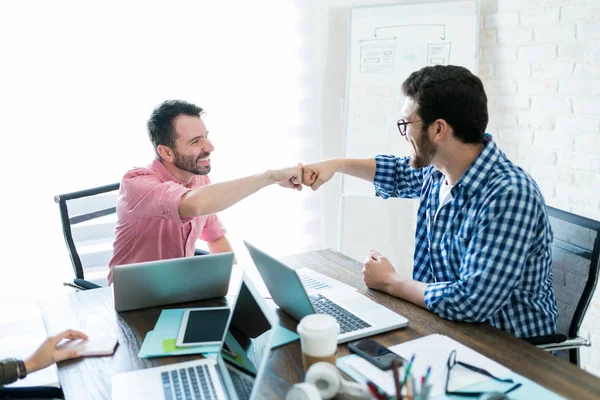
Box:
left=285, top=383, right=322, bottom=400
left=305, top=362, right=341, bottom=400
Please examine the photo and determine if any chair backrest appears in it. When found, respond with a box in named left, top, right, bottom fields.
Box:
left=548, top=206, right=600, bottom=339
left=54, top=183, right=120, bottom=285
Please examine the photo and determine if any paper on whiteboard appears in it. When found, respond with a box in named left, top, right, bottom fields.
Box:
left=428, top=43, right=452, bottom=65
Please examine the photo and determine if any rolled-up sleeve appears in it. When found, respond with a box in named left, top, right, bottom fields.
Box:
left=199, top=214, right=227, bottom=242
left=121, top=172, right=192, bottom=225
left=374, top=155, right=425, bottom=199
left=424, top=188, right=539, bottom=322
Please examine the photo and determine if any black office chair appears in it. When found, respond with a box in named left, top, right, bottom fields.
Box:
left=524, top=206, right=600, bottom=366
left=0, top=386, right=64, bottom=399
left=54, top=183, right=120, bottom=290
left=55, top=182, right=211, bottom=291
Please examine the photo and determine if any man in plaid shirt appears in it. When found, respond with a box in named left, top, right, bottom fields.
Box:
left=303, top=65, right=557, bottom=338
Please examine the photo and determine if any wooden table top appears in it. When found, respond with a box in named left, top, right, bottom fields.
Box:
left=40, top=249, right=600, bottom=399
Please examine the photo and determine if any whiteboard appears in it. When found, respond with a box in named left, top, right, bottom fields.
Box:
left=343, top=0, right=479, bottom=195
left=338, top=0, right=479, bottom=270
left=339, top=195, right=419, bottom=277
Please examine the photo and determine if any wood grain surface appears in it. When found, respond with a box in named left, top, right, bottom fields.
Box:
left=41, top=249, right=600, bottom=399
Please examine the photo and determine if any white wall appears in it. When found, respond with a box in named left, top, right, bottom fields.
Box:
left=0, top=1, right=321, bottom=387
left=314, top=0, right=600, bottom=376
left=480, top=0, right=600, bottom=377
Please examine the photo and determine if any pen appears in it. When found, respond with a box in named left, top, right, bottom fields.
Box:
left=422, top=365, right=431, bottom=391
left=400, top=354, right=415, bottom=389
left=406, top=374, right=412, bottom=400
left=392, top=359, right=402, bottom=400
left=366, top=381, right=387, bottom=400
left=366, top=381, right=379, bottom=398
left=423, top=366, right=431, bottom=384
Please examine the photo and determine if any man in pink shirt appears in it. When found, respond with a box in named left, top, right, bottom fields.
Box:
left=108, top=100, right=303, bottom=284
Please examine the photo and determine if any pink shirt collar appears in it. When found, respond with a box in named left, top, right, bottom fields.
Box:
left=152, top=159, right=199, bottom=187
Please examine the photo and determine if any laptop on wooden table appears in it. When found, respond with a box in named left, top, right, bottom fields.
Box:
left=112, top=272, right=277, bottom=400
left=244, top=241, right=408, bottom=343
left=112, top=253, right=234, bottom=312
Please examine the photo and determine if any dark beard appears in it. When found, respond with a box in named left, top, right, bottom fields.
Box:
left=409, top=129, right=437, bottom=169
left=173, top=151, right=211, bottom=175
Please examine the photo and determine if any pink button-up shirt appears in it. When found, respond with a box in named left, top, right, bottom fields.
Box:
left=107, top=159, right=226, bottom=284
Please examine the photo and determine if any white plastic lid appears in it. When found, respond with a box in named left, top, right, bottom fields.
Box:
left=297, top=314, right=339, bottom=339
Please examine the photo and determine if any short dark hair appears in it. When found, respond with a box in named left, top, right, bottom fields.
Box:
left=147, top=100, right=204, bottom=156
left=402, top=65, right=488, bottom=144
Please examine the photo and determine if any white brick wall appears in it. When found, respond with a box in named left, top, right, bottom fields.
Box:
left=519, top=78, right=558, bottom=94
left=530, top=94, right=572, bottom=113
left=485, top=11, right=520, bottom=28
left=518, top=44, right=558, bottom=61
left=496, top=62, right=531, bottom=77
left=518, top=112, right=555, bottom=129
left=560, top=3, right=600, bottom=22
left=520, top=7, right=560, bottom=25
left=535, top=24, right=576, bottom=43
left=558, top=41, right=600, bottom=61
left=572, top=95, right=600, bottom=114
left=480, top=0, right=600, bottom=377
left=498, top=27, right=533, bottom=44
left=577, top=22, right=600, bottom=40
left=575, top=62, right=600, bottom=77
left=555, top=116, right=599, bottom=132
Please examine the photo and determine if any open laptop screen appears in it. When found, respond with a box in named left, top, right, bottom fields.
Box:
left=221, top=281, right=273, bottom=377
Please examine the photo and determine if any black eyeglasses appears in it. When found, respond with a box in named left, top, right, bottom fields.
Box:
left=445, top=350, right=522, bottom=397
left=397, top=119, right=421, bottom=136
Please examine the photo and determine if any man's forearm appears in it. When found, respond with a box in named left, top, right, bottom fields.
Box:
left=179, top=172, right=273, bottom=217
left=386, top=276, right=428, bottom=309
left=207, top=236, right=237, bottom=264
left=335, top=158, right=377, bottom=183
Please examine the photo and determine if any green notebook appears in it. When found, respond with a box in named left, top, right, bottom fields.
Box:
left=138, top=309, right=219, bottom=358
left=138, top=308, right=299, bottom=358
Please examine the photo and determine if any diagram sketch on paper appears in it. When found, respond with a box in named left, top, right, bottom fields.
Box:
left=427, top=43, right=451, bottom=65
left=360, top=44, right=396, bottom=74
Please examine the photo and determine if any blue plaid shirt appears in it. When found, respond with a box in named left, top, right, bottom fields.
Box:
left=373, top=135, right=558, bottom=338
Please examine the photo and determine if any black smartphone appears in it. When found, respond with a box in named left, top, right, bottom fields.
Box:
left=348, top=338, right=405, bottom=371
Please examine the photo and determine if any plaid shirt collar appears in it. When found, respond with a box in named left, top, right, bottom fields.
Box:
left=431, top=133, right=499, bottom=197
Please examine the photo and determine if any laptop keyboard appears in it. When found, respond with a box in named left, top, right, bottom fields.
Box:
left=309, top=294, right=371, bottom=334
left=161, top=365, right=217, bottom=400
left=299, top=274, right=332, bottom=292
left=227, top=366, right=254, bottom=400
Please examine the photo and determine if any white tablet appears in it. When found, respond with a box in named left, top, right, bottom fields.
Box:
left=176, top=306, right=231, bottom=348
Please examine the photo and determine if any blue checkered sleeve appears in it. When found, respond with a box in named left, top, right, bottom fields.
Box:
left=373, top=155, right=424, bottom=199
left=424, top=187, right=541, bottom=323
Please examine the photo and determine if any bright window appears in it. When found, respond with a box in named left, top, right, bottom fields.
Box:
left=0, top=0, right=320, bottom=297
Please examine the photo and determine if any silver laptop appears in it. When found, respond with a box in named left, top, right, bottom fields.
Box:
left=244, top=241, right=408, bottom=343
left=113, top=253, right=234, bottom=312
left=112, top=272, right=277, bottom=400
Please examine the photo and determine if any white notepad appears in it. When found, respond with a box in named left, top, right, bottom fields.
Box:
left=339, top=334, right=510, bottom=398
left=56, top=337, right=118, bottom=357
